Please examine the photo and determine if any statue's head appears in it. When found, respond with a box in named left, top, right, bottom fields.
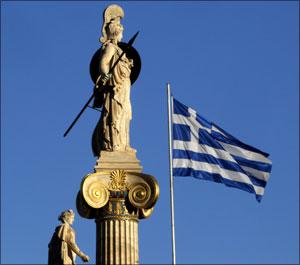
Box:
left=100, top=4, right=124, bottom=44
left=58, top=209, right=75, bottom=225
left=106, top=21, right=123, bottom=43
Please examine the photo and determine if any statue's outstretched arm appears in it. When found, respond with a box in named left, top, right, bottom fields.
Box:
left=67, top=230, right=89, bottom=262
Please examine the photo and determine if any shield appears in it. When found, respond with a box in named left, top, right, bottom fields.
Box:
left=89, top=42, right=141, bottom=85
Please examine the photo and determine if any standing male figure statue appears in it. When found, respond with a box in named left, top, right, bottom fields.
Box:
left=92, top=4, right=135, bottom=155
left=48, top=209, right=89, bottom=265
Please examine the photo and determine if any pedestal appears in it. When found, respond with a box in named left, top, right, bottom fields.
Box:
left=95, top=151, right=143, bottom=172
left=76, top=152, right=159, bottom=265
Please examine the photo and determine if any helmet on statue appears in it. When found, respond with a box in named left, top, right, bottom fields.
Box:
left=100, top=4, right=125, bottom=44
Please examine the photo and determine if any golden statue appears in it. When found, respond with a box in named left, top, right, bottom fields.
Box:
left=48, top=209, right=89, bottom=265
left=92, top=4, right=136, bottom=155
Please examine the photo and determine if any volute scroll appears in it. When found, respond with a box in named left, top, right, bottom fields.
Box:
left=81, top=173, right=110, bottom=209
left=127, top=173, right=159, bottom=210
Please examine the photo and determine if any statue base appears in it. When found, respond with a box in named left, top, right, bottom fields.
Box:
left=95, top=150, right=143, bottom=172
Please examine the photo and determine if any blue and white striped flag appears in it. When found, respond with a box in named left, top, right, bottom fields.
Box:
left=172, top=97, right=272, bottom=202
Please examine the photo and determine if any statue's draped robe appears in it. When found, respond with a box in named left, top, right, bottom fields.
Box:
left=92, top=42, right=132, bottom=155
left=48, top=223, right=80, bottom=265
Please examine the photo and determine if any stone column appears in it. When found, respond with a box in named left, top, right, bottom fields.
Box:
left=95, top=210, right=139, bottom=264
left=76, top=151, right=159, bottom=265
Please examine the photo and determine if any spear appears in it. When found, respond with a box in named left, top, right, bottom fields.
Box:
left=63, top=31, right=139, bottom=138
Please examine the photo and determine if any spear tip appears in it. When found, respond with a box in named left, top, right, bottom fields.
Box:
left=128, top=31, right=139, bottom=46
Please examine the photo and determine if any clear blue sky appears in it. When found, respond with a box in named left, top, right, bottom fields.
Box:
left=1, top=1, right=299, bottom=264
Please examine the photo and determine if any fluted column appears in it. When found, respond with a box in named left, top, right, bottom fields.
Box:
left=95, top=192, right=139, bottom=265
left=77, top=167, right=159, bottom=265
left=96, top=218, right=139, bottom=264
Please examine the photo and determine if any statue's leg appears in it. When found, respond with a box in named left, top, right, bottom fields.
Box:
left=111, top=98, right=123, bottom=151
left=126, top=118, right=130, bottom=147
left=125, top=117, right=136, bottom=152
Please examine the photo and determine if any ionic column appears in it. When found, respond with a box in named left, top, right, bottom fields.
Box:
left=95, top=194, right=139, bottom=264
left=96, top=218, right=139, bottom=264
left=77, top=167, right=159, bottom=265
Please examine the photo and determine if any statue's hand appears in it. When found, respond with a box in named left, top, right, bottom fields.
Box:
left=128, top=58, right=134, bottom=68
left=95, top=73, right=112, bottom=89
left=81, top=254, right=90, bottom=262
left=100, top=73, right=112, bottom=85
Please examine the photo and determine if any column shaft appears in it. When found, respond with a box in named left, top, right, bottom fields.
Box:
left=96, top=219, right=139, bottom=265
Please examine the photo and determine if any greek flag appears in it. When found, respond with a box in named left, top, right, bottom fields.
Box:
left=172, top=97, right=272, bottom=202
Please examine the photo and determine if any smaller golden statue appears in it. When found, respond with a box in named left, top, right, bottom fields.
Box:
left=48, top=209, right=89, bottom=265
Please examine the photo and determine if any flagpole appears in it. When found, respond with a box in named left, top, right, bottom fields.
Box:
left=167, top=83, right=176, bottom=265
